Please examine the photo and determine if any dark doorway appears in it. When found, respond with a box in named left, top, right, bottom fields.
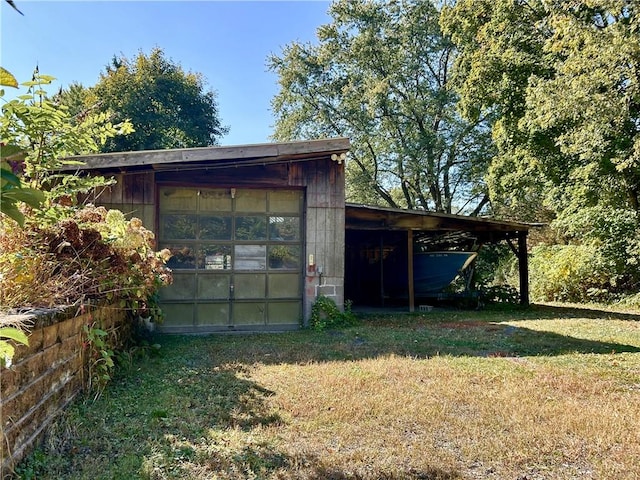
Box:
left=345, top=230, right=409, bottom=307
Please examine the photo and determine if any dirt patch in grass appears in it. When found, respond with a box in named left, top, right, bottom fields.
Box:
left=12, top=304, right=640, bottom=480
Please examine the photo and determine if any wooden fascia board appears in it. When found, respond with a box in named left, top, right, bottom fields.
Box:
left=345, top=207, right=531, bottom=234
left=276, top=137, right=351, bottom=156
left=63, top=138, right=350, bottom=172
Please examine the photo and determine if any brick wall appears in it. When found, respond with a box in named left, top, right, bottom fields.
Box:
left=0, top=304, right=129, bottom=474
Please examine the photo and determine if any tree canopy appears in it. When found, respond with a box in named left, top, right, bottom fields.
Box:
left=62, top=48, right=228, bottom=152
left=442, top=0, right=640, bottom=299
left=1, top=72, right=131, bottom=212
left=269, top=0, right=493, bottom=214
left=442, top=0, right=640, bottom=222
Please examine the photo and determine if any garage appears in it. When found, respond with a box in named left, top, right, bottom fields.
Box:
left=71, top=138, right=350, bottom=333
left=157, top=187, right=304, bottom=331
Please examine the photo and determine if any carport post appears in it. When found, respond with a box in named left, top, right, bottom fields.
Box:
left=518, top=231, right=529, bottom=306
left=408, top=229, right=414, bottom=312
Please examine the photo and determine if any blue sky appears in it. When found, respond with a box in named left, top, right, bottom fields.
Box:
left=1, top=1, right=332, bottom=146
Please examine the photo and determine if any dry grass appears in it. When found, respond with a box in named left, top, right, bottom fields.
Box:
left=254, top=354, right=638, bottom=479
left=13, top=304, right=640, bottom=480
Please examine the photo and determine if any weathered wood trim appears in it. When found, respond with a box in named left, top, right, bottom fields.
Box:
left=345, top=207, right=532, bottom=234
left=107, top=174, right=124, bottom=204
left=65, top=138, right=350, bottom=172
left=155, top=164, right=289, bottom=186
left=302, top=158, right=346, bottom=319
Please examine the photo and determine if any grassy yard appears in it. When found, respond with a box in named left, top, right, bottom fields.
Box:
left=14, top=304, right=640, bottom=479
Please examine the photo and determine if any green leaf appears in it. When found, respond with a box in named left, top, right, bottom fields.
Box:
left=0, top=67, right=18, bottom=88
left=0, top=144, right=24, bottom=161
left=0, top=343, right=16, bottom=367
left=3, top=187, right=46, bottom=204
left=1, top=167, right=21, bottom=187
left=0, top=327, right=29, bottom=346
left=38, top=74, right=57, bottom=82
left=0, top=203, right=25, bottom=226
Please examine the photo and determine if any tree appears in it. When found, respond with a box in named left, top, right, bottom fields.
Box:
left=269, top=0, right=493, bottom=214
left=0, top=66, right=31, bottom=366
left=442, top=0, right=640, bottom=299
left=1, top=72, right=171, bottom=321
left=442, top=0, right=639, bottom=221
left=64, top=48, right=228, bottom=152
left=1, top=72, right=131, bottom=211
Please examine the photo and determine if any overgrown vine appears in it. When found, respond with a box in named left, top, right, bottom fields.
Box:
left=309, top=295, right=357, bottom=331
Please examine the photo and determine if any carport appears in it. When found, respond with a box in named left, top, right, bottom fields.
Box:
left=345, top=204, right=533, bottom=311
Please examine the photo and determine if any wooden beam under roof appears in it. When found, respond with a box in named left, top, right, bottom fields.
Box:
left=345, top=203, right=533, bottom=236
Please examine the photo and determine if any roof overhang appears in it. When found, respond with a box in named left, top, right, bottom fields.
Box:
left=62, top=137, right=351, bottom=174
left=346, top=203, right=536, bottom=243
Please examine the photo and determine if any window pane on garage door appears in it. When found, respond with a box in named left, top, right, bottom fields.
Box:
left=268, top=302, right=301, bottom=325
left=269, top=273, right=301, bottom=298
left=233, top=303, right=266, bottom=325
left=160, top=188, right=197, bottom=211
left=199, top=190, right=232, bottom=212
left=200, top=216, right=232, bottom=240
left=160, top=273, right=196, bottom=300
left=161, top=214, right=197, bottom=240
left=269, top=191, right=302, bottom=213
left=235, top=190, right=266, bottom=212
left=234, top=273, right=266, bottom=299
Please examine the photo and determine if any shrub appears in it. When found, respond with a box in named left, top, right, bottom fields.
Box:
left=478, top=284, right=520, bottom=304
left=0, top=204, right=172, bottom=318
left=0, top=71, right=170, bottom=318
left=548, top=206, right=640, bottom=298
left=0, top=67, right=162, bottom=380
left=309, top=296, right=357, bottom=331
left=528, top=244, right=614, bottom=303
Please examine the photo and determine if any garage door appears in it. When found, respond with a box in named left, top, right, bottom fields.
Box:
left=157, top=187, right=303, bottom=332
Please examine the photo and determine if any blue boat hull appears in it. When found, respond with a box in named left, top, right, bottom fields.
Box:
left=413, top=251, right=477, bottom=294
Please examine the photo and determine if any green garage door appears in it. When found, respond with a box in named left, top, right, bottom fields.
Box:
left=158, top=187, right=303, bottom=332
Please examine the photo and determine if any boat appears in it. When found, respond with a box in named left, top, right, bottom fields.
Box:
left=413, top=251, right=477, bottom=295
